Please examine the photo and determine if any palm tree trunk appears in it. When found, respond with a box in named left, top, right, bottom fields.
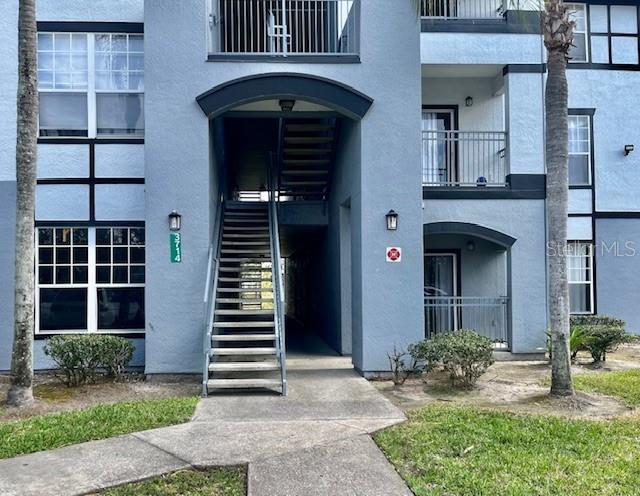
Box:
left=543, top=0, right=574, bottom=397
left=7, top=0, right=38, bottom=407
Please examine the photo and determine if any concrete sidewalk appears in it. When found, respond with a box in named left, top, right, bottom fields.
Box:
left=0, top=355, right=410, bottom=496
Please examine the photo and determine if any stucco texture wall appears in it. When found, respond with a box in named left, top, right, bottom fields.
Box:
left=568, top=70, right=640, bottom=212
left=424, top=199, right=548, bottom=353
left=144, top=0, right=424, bottom=373
left=595, top=218, right=640, bottom=334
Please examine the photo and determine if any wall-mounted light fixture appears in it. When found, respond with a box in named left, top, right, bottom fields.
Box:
left=625, top=144, right=635, bottom=156
left=279, top=99, right=296, bottom=112
left=465, top=96, right=473, bottom=107
left=168, top=210, right=182, bottom=231
left=386, top=210, right=398, bottom=231
left=466, top=240, right=476, bottom=252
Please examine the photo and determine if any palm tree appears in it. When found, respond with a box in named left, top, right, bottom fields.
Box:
left=7, top=0, right=38, bottom=408
left=543, top=0, right=574, bottom=396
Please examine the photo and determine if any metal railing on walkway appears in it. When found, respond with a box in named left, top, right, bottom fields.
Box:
left=421, top=0, right=505, bottom=19
left=422, top=130, right=508, bottom=187
left=424, top=295, right=509, bottom=346
left=210, top=0, right=360, bottom=56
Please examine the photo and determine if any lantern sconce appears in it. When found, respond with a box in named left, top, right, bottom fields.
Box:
left=624, top=144, right=635, bottom=156
left=465, top=96, right=473, bottom=107
left=386, top=210, right=398, bottom=231
left=168, top=210, right=182, bottom=232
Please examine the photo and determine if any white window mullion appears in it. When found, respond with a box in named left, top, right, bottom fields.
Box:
left=87, top=34, right=97, bottom=139
left=88, top=227, right=98, bottom=332
left=34, top=228, right=41, bottom=335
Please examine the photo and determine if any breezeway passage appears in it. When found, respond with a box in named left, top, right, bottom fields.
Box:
left=0, top=347, right=410, bottom=496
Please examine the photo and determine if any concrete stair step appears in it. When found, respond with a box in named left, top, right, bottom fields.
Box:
left=225, top=211, right=267, bottom=216
left=281, top=170, right=329, bottom=176
left=213, top=321, right=274, bottom=328
left=221, top=241, right=270, bottom=246
left=220, top=249, right=271, bottom=254
left=285, top=124, right=333, bottom=132
left=208, top=361, right=279, bottom=372
left=284, top=137, right=334, bottom=144
left=281, top=181, right=327, bottom=186
left=207, top=378, right=281, bottom=389
left=216, top=298, right=274, bottom=304
left=212, top=333, right=276, bottom=341
left=282, top=159, right=331, bottom=165
left=283, top=148, right=332, bottom=155
left=223, top=226, right=269, bottom=231
left=218, top=258, right=271, bottom=264
left=219, top=277, right=272, bottom=283
left=223, top=233, right=270, bottom=238
left=211, top=347, right=277, bottom=356
left=215, top=309, right=273, bottom=315
left=217, top=288, right=273, bottom=294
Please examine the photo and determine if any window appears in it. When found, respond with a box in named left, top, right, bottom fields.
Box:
left=568, top=114, right=591, bottom=186
left=37, top=227, right=89, bottom=331
left=95, top=34, right=144, bottom=136
left=36, top=226, right=145, bottom=334
left=589, top=4, right=639, bottom=65
left=37, top=32, right=144, bottom=138
left=95, top=227, right=145, bottom=331
left=568, top=242, right=594, bottom=314
left=38, top=33, right=89, bottom=136
left=567, top=4, right=588, bottom=62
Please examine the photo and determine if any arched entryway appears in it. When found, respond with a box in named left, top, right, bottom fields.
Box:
left=423, top=222, right=516, bottom=349
left=199, top=73, right=373, bottom=374
left=196, top=73, right=373, bottom=120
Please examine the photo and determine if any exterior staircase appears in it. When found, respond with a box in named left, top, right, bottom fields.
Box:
left=203, top=201, right=286, bottom=394
left=278, top=118, right=338, bottom=200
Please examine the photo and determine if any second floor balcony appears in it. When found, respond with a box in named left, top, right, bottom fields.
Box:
left=421, top=0, right=505, bottom=19
left=208, top=0, right=360, bottom=58
left=422, top=130, right=508, bottom=187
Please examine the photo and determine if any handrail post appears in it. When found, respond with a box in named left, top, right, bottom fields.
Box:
left=202, top=198, right=224, bottom=397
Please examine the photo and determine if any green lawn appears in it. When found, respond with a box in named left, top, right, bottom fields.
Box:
left=102, top=467, right=246, bottom=496
left=573, top=369, right=640, bottom=406
left=375, top=404, right=640, bottom=496
left=0, top=397, right=198, bottom=459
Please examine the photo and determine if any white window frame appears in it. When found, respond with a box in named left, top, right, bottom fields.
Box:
left=35, top=226, right=145, bottom=335
left=568, top=114, right=592, bottom=186
left=567, top=241, right=594, bottom=315
left=38, top=31, right=144, bottom=140
left=567, top=3, right=589, bottom=63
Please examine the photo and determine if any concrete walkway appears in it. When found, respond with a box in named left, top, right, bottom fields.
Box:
left=0, top=352, right=410, bottom=496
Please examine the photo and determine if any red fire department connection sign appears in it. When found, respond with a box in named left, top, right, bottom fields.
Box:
left=386, top=247, right=402, bottom=263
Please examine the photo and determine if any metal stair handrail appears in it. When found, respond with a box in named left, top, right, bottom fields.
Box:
left=202, top=198, right=224, bottom=397
left=268, top=155, right=288, bottom=395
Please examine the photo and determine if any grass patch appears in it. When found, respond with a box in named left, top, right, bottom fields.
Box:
left=375, top=404, right=640, bottom=496
left=0, top=397, right=198, bottom=459
left=102, top=467, right=246, bottom=496
left=573, top=369, right=640, bottom=407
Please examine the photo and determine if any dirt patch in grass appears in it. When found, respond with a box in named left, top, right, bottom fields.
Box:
left=0, top=373, right=200, bottom=422
left=374, top=344, right=640, bottom=419
left=96, top=467, right=246, bottom=496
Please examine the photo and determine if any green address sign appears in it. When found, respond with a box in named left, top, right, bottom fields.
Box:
left=170, top=232, right=182, bottom=263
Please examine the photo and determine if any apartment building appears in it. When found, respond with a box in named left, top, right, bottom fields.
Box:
left=0, top=0, right=638, bottom=394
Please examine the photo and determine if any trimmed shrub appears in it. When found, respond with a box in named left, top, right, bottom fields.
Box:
left=571, top=315, right=631, bottom=363
left=44, top=335, right=135, bottom=386
left=409, top=330, right=495, bottom=388
left=100, top=335, right=135, bottom=379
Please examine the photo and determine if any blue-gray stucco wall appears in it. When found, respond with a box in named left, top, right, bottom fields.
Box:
left=595, top=218, right=640, bottom=334
left=143, top=0, right=424, bottom=373
left=424, top=199, right=548, bottom=353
